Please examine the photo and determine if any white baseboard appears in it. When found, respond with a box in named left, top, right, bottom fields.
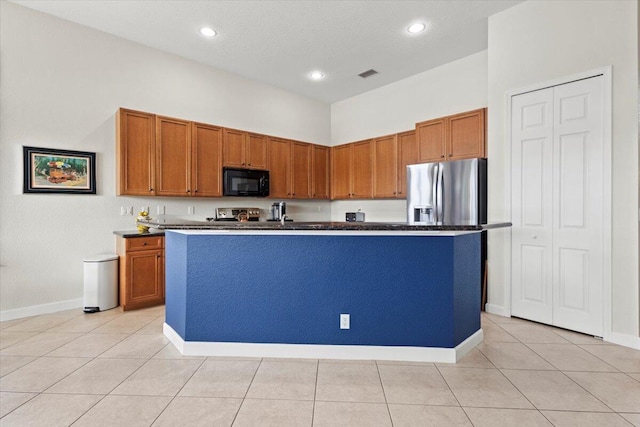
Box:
left=484, top=303, right=511, bottom=317
left=0, top=298, right=83, bottom=322
left=163, top=323, right=483, bottom=363
left=606, top=332, right=640, bottom=350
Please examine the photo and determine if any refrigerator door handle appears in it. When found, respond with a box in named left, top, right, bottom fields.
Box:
left=436, top=163, right=444, bottom=224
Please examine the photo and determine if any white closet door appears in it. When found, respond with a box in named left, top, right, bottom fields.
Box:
left=511, top=76, right=605, bottom=337
left=551, top=77, right=604, bottom=336
left=511, top=88, right=554, bottom=324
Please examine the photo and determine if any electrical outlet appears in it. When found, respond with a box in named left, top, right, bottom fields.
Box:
left=188, top=206, right=195, bottom=215
left=340, top=314, right=350, bottom=330
left=120, top=206, right=127, bottom=216
left=126, top=207, right=134, bottom=215
left=157, top=206, right=165, bottom=215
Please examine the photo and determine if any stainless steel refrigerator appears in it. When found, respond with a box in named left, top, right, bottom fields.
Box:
left=406, top=158, right=487, bottom=226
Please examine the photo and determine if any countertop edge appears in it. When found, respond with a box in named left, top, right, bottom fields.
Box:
left=134, top=220, right=511, bottom=232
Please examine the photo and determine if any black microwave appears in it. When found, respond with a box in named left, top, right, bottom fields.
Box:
left=223, top=168, right=270, bottom=197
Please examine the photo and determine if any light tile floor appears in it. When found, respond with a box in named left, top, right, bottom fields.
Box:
left=1, top=306, right=639, bottom=426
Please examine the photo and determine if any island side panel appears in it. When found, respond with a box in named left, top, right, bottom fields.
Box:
left=165, top=231, right=188, bottom=337
left=173, top=233, right=470, bottom=348
left=452, top=233, right=482, bottom=346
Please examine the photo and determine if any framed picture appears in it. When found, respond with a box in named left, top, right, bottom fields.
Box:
left=23, top=146, right=96, bottom=194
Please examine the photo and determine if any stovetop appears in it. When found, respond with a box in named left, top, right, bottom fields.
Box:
left=206, top=207, right=261, bottom=222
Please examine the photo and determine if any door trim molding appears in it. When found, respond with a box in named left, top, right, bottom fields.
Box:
left=505, top=66, right=612, bottom=341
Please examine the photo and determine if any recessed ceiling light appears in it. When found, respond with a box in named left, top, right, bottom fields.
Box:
left=200, top=27, right=216, bottom=37
left=309, top=71, right=325, bottom=81
left=407, top=23, right=426, bottom=34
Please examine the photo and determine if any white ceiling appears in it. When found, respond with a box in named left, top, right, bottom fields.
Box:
left=12, top=0, right=523, bottom=104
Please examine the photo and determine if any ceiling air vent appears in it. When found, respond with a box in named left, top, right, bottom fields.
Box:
left=358, top=69, right=378, bottom=78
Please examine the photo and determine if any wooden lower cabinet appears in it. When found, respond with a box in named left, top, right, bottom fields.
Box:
left=116, top=235, right=164, bottom=311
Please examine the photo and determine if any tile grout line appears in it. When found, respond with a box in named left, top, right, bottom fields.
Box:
left=147, top=350, right=209, bottom=426
left=311, top=359, right=319, bottom=427
left=228, top=356, right=263, bottom=426
left=374, top=360, right=395, bottom=427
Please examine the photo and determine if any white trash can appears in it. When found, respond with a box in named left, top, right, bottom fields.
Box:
left=83, top=254, right=119, bottom=313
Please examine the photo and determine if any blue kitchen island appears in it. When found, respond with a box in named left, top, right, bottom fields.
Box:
left=140, top=220, right=509, bottom=363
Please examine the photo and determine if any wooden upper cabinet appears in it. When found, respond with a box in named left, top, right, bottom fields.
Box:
left=448, top=108, right=486, bottom=160
left=247, top=133, right=268, bottom=169
left=373, top=134, right=398, bottom=198
left=311, top=145, right=330, bottom=199
left=351, top=139, right=373, bottom=198
left=192, top=123, right=223, bottom=197
left=155, top=116, right=191, bottom=197
left=117, top=108, right=156, bottom=195
left=331, top=144, right=352, bottom=199
left=397, top=130, right=417, bottom=198
left=416, top=108, right=486, bottom=163
left=291, top=141, right=312, bottom=199
left=331, top=140, right=373, bottom=199
left=416, top=117, right=446, bottom=163
left=268, top=137, right=291, bottom=198
left=222, top=129, right=268, bottom=169
left=222, top=128, right=246, bottom=168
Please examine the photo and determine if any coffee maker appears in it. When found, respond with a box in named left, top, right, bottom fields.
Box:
left=269, top=201, right=286, bottom=221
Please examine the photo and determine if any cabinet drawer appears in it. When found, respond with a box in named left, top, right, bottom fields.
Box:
left=126, top=236, right=164, bottom=252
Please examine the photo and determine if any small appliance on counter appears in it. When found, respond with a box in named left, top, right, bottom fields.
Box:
left=207, top=207, right=261, bottom=222
left=345, top=210, right=365, bottom=222
left=268, top=201, right=292, bottom=222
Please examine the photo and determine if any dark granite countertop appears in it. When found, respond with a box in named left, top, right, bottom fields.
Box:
left=135, top=218, right=511, bottom=232
left=113, top=229, right=166, bottom=238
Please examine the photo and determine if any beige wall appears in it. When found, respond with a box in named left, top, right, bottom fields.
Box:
left=0, top=2, right=331, bottom=316
left=330, top=51, right=488, bottom=221
left=487, top=0, right=639, bottom=340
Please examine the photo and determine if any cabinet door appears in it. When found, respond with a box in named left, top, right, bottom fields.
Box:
left=312, top=145, right=330, bottom=199
left=397, top=130, right=417, bottom=198
left=117, top=109, right=155, bottom=195
left=192, top=123, right=223, bottom=197
left=155, top=116, right=191, bottom=197
left=268, top=137, right=291, bottom=198
left=351, top=140, right=373, bottom=198
left=222, top=128, right=246, bottom=167
left=416, top=117, right=446, bottom=163
left=331, top=144, right=352, bottom=199
left=247, top=133, right=268, bottom=169
left=448, top=108, right=486, bottom=160
left=124, top=250, right=164, bottom=310
left=291, top=141, right=312, bottom=199
left=373, top=135, right=397, bottom=198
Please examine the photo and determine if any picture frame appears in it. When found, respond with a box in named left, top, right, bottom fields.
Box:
left=23, top=146, right=96, bottom=194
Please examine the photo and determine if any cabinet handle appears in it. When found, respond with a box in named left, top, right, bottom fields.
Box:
left=248, top=163, right=252, bottom=166
left=194, top=189, right=198, bottom=193
left=440, top=155, right=445, bottom=158
left=242, top=162, right=246, bottom=166
left=186, top=189, right=190, bottom=193
left=142, top=242, right=147, bottom=246
left=149, top=187, right=153, bottom=192
left=448, top=153, right=453, bottom=157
